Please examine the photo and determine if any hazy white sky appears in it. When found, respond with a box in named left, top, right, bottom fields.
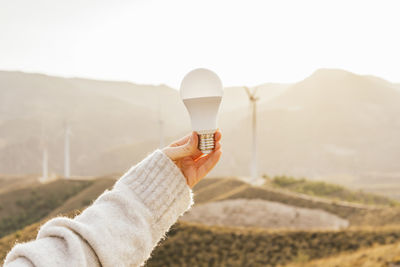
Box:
left=0, top=0, right=399, bottom=88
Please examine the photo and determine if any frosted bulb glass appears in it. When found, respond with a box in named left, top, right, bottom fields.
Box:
left=180, top=68, right=223, bottom=154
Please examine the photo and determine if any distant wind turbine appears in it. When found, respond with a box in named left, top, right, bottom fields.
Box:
left=40, top=119, right=49, bottom=182
left=64, top=123, right=71, bottom=178
left=244, top=86, right=260, bottom=181
left=42, top=148, right=48, bottom=181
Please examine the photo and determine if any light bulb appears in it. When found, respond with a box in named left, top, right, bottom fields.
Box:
left=180, top=68, right=223, bottom=154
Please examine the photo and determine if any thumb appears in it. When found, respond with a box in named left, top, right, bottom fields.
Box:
left=162, top=132, right=199, bottom=161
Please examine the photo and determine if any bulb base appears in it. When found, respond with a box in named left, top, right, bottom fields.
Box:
left=198, top=133, right=215, bottom=154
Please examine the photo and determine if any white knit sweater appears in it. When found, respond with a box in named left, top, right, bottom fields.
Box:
left=4, top=150, right=193, bottom=267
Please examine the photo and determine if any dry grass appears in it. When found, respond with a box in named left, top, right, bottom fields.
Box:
left=145, top=222, right=400, bottom=267
left=46, top=177, right=115, bottom=218
left=0, top=176, right=40, bottom=195
left=0, top=179, right=92, bottom=238
left=3, top=177, right=400, bottom=266
left=284, top=241, right=400, bottom=267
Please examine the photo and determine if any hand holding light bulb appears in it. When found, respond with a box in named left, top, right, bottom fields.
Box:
left=162, top=131, right=221, bottom=188
left=162, top=68, right=224, bottom=188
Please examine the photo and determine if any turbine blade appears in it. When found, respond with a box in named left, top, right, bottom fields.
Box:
left=244, top=86, right=252, bottom=98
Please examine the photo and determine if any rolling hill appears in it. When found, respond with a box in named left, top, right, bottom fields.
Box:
left=219, top=69, right=400, bottom=181
left=285, top=240, right=400, bottom=267
left=0, top=178, right=91, bottom=238
left=0, top=71, right=187, bottom=175
left=192, top=178, right=375, bottom=226
left=0, top=70, right=287, bottom=177
left=1, top=176, right=400, bottom=266
left=1, top=68, right=400, bottom=193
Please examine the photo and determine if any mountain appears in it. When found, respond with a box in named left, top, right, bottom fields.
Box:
left=1, top=69, right=400, bottom=186
left=0, top=71, right=188, bottom=175
left=0, top=71, right=287, bottom=176
left=215, top=69, right=400, bottom=182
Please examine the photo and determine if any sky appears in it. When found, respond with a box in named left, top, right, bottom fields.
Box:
left=0, top=0, right=399, bottom=88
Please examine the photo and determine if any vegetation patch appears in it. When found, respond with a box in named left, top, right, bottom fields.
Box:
left=285, top=240, right=400, bottom=267
left=0, top=180, right=91, bottom=238
left=268, top=175, right=398, bottom=207
left=145, top=222, right=400, bottom=267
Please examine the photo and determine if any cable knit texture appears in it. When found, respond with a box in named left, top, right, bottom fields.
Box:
left=4, top=150, right=193, bottom=267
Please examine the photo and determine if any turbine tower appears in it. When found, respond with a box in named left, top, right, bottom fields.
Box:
left=40, top=119, right=49, bottom=182
left=42, top=148, right=48, bottom=181
left=244, top=86, right=260, bottom=181
left=64, top=123, right=71, bottom=178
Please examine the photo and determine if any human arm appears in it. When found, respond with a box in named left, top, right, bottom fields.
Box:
left=4, top=131, right=221, bottom=267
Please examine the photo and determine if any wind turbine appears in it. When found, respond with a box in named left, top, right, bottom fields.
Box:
left=244, top=86, right=260, bottom=181
left=42, top=148, right=48, bottom=181
left=40, top=119, right=49, bottom=182
left=64, top=122, right=71, bottom=178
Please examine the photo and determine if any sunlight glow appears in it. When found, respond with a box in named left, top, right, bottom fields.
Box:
left=0, top=0, right=399, bottom=87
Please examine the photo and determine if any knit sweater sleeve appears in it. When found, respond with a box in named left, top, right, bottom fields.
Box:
left=4, top=149, right=194, bottom=267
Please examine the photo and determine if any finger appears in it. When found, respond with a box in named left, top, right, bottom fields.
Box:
left=191, top=131, right=221, bottom=160
left=190, top=147, right=203, bottom=160
left=163, top=132, right=199, bottom=161
left=214, top=142, right=221, bottom=151
left=214, top=130, right=222, bottom=142
left=193, top=139, right=221, bottom=160
left=169, top=133, right=191, bottom=147
left=195, top=149, right=222, bottom=178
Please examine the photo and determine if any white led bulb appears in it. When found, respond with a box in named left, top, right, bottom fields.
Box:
left=180, top=68, right=223, bottom=154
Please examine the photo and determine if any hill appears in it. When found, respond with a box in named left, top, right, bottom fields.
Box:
left=0, top=178, right=91, bottom=238
left=0, top=175, right=40, bottom=195
left=217, top=69, right=400, bottom=184
left=2, top=176, right=400, bottom=266
left=2, top=69, right=400, bottom=193
left=3, top=217, right=400, bottom=267
left=284, top=241, right=400, bottom=267
left=181, top=199, right=349, bottom=230
left=268, top=175, right=398, bottom=206
left=146, top=222, right=400, bottom=267
left=0, top=71, right=187, bottom=175
left=0, top=70, right=287, bottom=177
left=193, top=178, right=390, bottom=226
left=46, top=177, right=116, bottom=217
